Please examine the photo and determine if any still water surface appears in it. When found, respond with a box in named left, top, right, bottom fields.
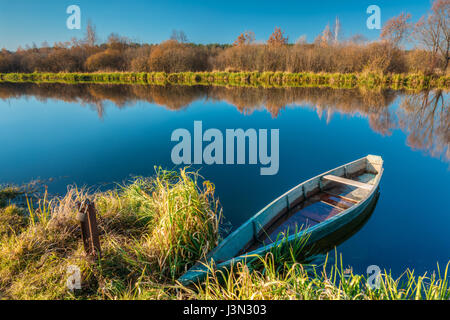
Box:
left=0, top=83, right=448, bottom=276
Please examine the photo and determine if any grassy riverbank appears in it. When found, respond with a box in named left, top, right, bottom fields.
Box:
left=1, top=72, right=449, bottom=90
left=0, top=169, right=449, bottom=300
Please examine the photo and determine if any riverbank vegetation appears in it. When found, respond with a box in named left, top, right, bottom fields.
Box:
left=1, top=71, right=448, bottom=90
left=0, top=169, right=221, bottom=299
left=0, top=169, right=449, bottom=300
left=0, top=1, right=448, bottom=79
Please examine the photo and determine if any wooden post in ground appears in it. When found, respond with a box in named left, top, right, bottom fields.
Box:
left=76, top=200, right=101, bottom=259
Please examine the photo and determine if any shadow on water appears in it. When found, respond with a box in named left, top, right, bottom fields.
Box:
left=0, top=82, right=448, bottom=164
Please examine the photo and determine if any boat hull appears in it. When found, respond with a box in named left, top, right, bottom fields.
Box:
left=178, top=155, right=383, bottom=286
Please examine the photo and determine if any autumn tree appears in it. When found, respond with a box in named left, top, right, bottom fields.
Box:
left=84, top=21, right=98, bottom=47
left=267, top=27, right=288, bottom=47
left=0, top=50, right=16, bottom=73
left=129, top=45, right=153, bottom=72
left=148, top=40, right=206, bottom=72
left=170, top=30, right=188, bottom=43
left=315, top=24, right=333, bottom=46
left=85, top=49, right=125, bottom=71
left=414, top=0, right=450, bottom=71
left=233, top=31, right=255, bottom=46
left=107, top=33, right=131, bottom=52
left=47, top=48, right=82, bottom=72
left=381, top=12, right=412, bottom=47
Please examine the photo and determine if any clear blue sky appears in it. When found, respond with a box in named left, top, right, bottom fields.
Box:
left=0, top=0, right=432, bottom=50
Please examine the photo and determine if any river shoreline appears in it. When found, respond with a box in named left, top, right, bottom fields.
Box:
left=1, top=71, right=448, bottom=90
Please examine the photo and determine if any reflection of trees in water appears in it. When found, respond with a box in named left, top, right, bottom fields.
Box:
left=130, top=85, right=208, bottom=110
left=0, top=83, right=207, bottom=118
left=397, top=90, right=449, bottom=162
left=208, top=86, right=398, bottom=121
left=208, top=86, right=401, bottom=137
left=0, top=83, right=448, bottom=162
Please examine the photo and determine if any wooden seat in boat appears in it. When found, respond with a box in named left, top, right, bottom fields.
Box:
left=323, top=175, right=373, bottom=190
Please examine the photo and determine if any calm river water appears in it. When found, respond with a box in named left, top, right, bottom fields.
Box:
left=0, top=83, right=448, bottom=276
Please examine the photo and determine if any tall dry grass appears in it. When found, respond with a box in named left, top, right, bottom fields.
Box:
left=0, top=168, right=221, bottom=299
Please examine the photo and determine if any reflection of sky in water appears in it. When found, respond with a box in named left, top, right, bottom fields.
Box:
left=0, top=84, right=449, bottom=277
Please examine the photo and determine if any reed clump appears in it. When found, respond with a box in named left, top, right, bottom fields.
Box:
left=0, top=171, right=449, bottom=300
left=191, top=253, right=450, bottom=300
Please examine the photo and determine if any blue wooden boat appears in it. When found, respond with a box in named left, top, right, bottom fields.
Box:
left=178, top=155, right=384, bottom=285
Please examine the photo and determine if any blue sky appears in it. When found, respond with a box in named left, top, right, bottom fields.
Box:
left=0, top=0, right=431, bottom=50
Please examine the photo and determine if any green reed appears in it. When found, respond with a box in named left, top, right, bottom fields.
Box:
left=1, top=72, right=448, bottom=90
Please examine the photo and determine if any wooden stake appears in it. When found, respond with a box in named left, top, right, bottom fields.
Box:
left=76, top=200, right=101, bottom=259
